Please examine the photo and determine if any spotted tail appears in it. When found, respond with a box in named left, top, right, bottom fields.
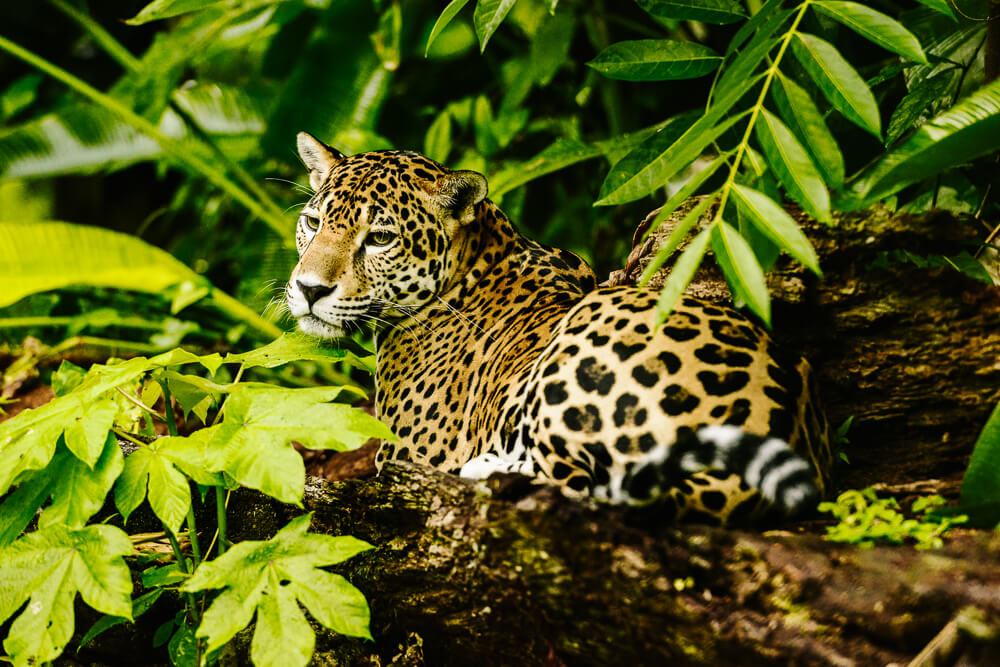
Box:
left=623, top=424, right=820, bottom=516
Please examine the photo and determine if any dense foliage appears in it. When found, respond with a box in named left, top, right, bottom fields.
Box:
left=1, top=0, right=1000, bottom=664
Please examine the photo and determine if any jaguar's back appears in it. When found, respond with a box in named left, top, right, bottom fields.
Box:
left=286, top=133, right=831, bottom=524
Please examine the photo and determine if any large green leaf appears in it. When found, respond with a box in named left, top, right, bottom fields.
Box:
left=844, top=78, right=1000, bottom=207
left=730, top=184, right=821, bottom=274
left=587, top=40, right=720, bottom=82
left=225, top=332, right=372, bottom=373
left=206, top=385, right=394, bottom=504
left=0, top=222, right=202, bottom=309
left=886, top=71, right=954, bottom=146
left=636, top=0, right=745, bottom=24
left=753, top=109, right=831, bottom=224
left=0, top=524, right=133, bottom=666
left=814, top=2, right=927, bottom=64
left=792, top=32, right=881, bottom=138
left=473, top=0, right=518, bottom=53
left=183, top=513, right=372, bottom=665
left=771, top=72, right=844, bottom=188
left=711, top=221, right=771, bottom=325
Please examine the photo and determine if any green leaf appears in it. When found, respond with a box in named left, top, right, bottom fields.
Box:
left=711, top=222, right=771, bottom=325
left=473, top=0, right=518, bottom=53
left=224, top=332, right=370, bottom=372
left=64, top=398, right=118, bottom=466
left=51, top=361, right=86, bottom=397
left=38, top=434, right=124, bottom=530
left=792, top=32, right=881, bottom=138
left=126, top=0, right=225, bottom=25
left=771, top=72, right=844, bottom=188
left=753, top=109, right=831, bottom=224
left=730, top=184, right=822, bottom=275
left=424, top=110, right=453, bottom=163
left=183, top=513, right=372, bottom=664
left=0, top=222, right=201, bottom=309
left=636, top=0, right=746, bottom=24
left=958, top=402, right=1000, bottom=514
left=0, top=524, right=133, bottom=666
left=655, top=226, right=713, bottom=323
left=587, top=40, right=721, bottom=82
left=207, top=386, right=394, bottom=504
left=597, top=77, right=759, bottom=205
left=844, top=78, right=1000, bottom=207
left=814, top=2, right=927, bottom=64
left=115, top=439, right=196, bottom=534
left=425, top=0, right=472, bottom=57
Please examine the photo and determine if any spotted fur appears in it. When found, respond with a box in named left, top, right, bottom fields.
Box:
left=286, top=133, right=832, bottom=524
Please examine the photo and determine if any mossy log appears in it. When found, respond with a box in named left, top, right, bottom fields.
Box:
left=69, top=206, right=1000, bottom=666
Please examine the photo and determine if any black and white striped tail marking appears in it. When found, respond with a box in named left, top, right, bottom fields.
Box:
left=691, top=425, right=819, bottom=515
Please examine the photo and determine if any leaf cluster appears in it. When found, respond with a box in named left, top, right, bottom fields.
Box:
left=0, top=333, right=388, bottom=666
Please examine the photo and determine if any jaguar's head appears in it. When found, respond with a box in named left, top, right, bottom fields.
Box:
left=286, top=132, right=488, bottom=338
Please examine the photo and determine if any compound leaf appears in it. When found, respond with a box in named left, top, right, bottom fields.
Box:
left=207, top=386, right=395, bottom=505
left=0, top=524, right=132, bottom=666
left=182, top=513, right=372, bottom=666
left=771, top=71, right=844, bottom=188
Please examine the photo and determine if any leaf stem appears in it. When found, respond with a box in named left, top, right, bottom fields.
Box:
left=115, top=387, right=166, bottom=423
left=158, top=381, right=180, bottom=437
left=712, top=0, right=811, bottom=226
left=215, top=488, right=231, bottom=555
left=185, top=505, right=202, bottom=566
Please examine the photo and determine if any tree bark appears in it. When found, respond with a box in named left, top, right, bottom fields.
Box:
left=68, top=206, right=1000, bottom=666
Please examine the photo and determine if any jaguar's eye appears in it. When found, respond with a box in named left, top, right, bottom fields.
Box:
left=367, top=230, right=396, bottom=247
left=301, top=215, right=320, bottom=231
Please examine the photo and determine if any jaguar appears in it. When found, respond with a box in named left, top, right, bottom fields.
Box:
left=285, top=132, right=832, bottom=524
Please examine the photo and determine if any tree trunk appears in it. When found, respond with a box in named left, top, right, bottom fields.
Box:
left=70, top=206, right=1000, bottom=666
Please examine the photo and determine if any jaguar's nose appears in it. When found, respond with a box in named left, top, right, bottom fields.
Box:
left=297, top=280, right=334, bottom=307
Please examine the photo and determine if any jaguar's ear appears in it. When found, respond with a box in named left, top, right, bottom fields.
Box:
left=432, top=170, right=488, bottom=225
left=297, top=132, right=344, bottom=190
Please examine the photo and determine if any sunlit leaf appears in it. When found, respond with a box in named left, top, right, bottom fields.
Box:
left=37, top=434, right=124, bottom=530
left=205, top=385, right=393, bottom=504
left=754, top=109, right=831, bottom=224
left=473, top=0, right=518, bottom=53
left=636, top=0, right=746, bottom=24
left=183, top=513, right=372, bottom=664
left=711, top=221, right=771, bottom=325
left=844, top=78, right=1000, bottom=207
left=0, top=525, right=132, bottom=666
left=587, top=40, right=720, bottom=81
left=224, top=332, right=371, bottom=372
left=814, top=2, right=927, bottom=64
left=115, top=437, right=198, bottom=534
left=771, top=72, right=844, bottom=188
left=792, top=32, right=881, bottom=138
left=425, top=0, right=472, bottom=57
left=730, top=184, right=821, bottom=274
left=0, top=222, right=202, bottom=309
